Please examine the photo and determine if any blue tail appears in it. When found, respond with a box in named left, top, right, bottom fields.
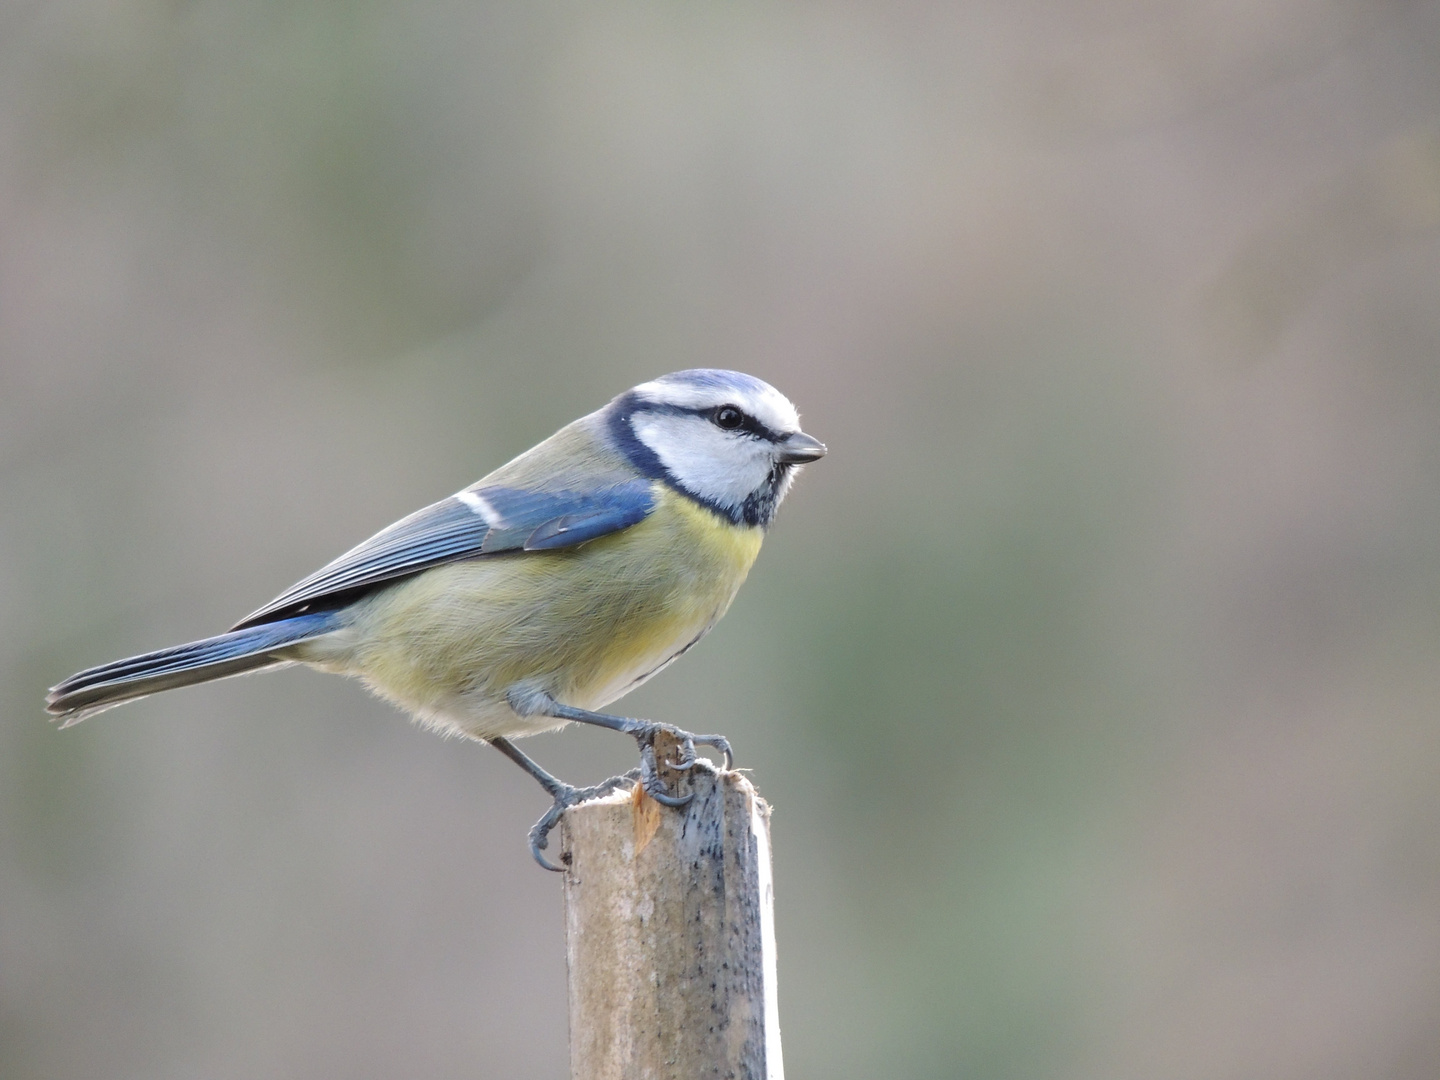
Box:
left=46, top=611, right=339, bottom=727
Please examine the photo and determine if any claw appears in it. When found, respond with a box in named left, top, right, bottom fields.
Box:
left=638, top=740, right=694, bottom=807
left=497, top=700, right=738, bottom=870
left=526, top=768, right=642, bottom=872
left=643, top=772, right=694, bottom=807
left=667, top=737, right=698, bottom=771
left=509, top=720, right=734, bottom=869
left=629, top=722, right=738, bottom=806
left=528, top=803, right=568, bottom=872
left=693, top=733, right=734, bottom=771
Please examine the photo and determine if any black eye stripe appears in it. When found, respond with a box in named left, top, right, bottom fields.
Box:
left=623, top=398, right=782, bottom=441
left=705, top=405, right=777, bottom=440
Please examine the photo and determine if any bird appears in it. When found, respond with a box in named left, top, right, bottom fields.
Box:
left=46, top=369, right=826, bottom=868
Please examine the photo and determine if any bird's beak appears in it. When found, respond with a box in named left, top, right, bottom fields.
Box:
left=776, top=431, right=827, bottom=464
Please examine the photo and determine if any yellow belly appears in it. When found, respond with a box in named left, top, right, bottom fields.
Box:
left=316, top=486, right=764, bottom=738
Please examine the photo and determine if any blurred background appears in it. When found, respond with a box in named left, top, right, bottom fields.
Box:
left=4, top=1, right=1440, bottom=1077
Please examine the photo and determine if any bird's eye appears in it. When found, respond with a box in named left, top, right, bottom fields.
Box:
left=714, top=406, right=745, bottom=430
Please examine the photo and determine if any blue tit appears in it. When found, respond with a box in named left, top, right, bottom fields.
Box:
left=47, top=369, right=826, bottom=868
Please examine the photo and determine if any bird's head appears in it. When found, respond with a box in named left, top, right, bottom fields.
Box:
left=606, top=369, right=826, bottom=527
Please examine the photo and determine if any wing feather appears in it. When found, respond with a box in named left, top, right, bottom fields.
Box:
left=231, top=480, right=656, bottom=629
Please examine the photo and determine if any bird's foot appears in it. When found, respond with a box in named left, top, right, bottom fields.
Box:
left=633, top=723, right=734, bottom=808
left=527, top=768, right=641, bottom=872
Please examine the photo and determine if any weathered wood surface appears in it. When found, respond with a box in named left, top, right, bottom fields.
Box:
left=559, top=732, right=783, bottom=1080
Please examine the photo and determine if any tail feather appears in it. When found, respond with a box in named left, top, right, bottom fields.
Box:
left=47, top=612, right=339, bottom=727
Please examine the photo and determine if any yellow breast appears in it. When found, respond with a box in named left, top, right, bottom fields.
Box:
left=333, top=484, right=764, bottom=733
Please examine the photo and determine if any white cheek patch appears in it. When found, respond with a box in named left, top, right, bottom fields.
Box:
left=631, top=413, right=774, bottom=510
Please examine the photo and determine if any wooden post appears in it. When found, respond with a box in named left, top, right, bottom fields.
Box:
left=559, top=730, right=783, bottom=1080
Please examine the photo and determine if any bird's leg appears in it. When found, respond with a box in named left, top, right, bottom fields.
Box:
left=506, top=688, right=734, bottom=809
left=487, top=736, right=639, bottom=872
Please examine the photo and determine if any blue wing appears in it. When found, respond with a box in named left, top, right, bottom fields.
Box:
left=231, top=479, right=656, bottom=630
